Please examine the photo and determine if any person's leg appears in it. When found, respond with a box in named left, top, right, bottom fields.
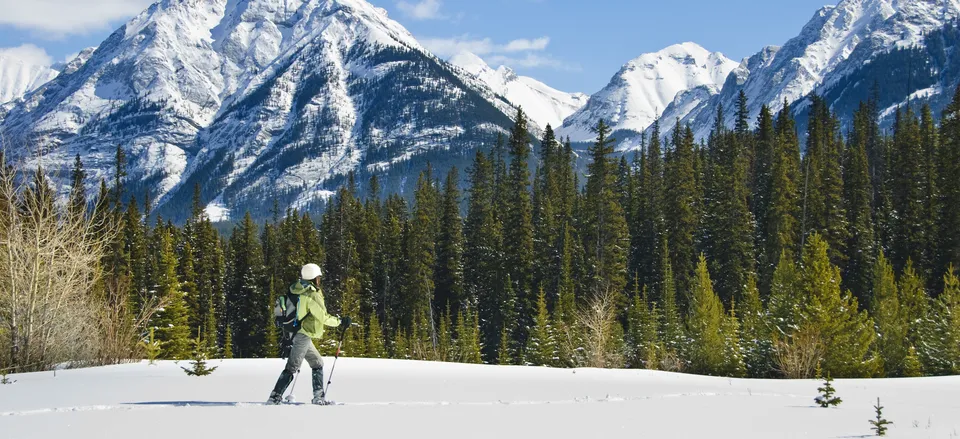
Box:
left=268, top=333, right=309, bottom=403
left=304, top=339, right=327, bottom=403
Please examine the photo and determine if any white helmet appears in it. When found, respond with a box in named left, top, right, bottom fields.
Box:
left=301, top=263, right=323, bottom=281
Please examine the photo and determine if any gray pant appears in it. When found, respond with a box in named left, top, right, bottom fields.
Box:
left=286, top=333, right=324, bottom=373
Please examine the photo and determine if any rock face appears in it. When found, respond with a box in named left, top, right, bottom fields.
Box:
left=0, top=0, right=517, bottom=220
left=557, top=42, right=737, bottom=142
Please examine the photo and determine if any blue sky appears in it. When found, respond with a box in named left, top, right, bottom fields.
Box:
left=0, top=0, right=832, bottom=94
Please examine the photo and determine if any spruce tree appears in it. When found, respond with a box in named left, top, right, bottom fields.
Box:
left=582, top=120, right=629, bottom=296
left=845, top=103, right=877, bottom=304
left=687, top=254, right=731, bottom=376
left=869, top=398, right=893, bottom=436
left=226, top=213, right=268, bottom=358
left=918, top=265, right=960, bottom=375
left=665, top=124, right=699, bottom=299
left=525, top=289, right=557, bottom=367
left=365, top=313, right=388, bottom=359
left=465, top=149, right=503, bottom=361
left=871, top=251, right=907, bottom=376
left=503, top=108, right=535, bottom=348
left=815, top=368, right=842, bottom=407
left=891, top=107, right=931, bottom=274
left=153, top=226, right=191, bottom=360
left=801, top=97, right=848, bottom=268
left=69, top=154, right=87, bottom=217
left=939, top=87, right=960, bottom=274
left=436, top=167, right=465, bottom=311
left=182, top=330, right=218, bottom=376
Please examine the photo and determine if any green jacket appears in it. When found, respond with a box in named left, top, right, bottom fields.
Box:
left=290, top=280, right=341, bottom=339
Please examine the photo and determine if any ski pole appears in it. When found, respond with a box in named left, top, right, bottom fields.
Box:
left=324, top=327, right=348, bottom=397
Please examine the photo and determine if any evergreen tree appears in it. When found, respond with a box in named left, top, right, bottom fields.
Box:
left=226, top=213, right=268, bottom=358
left=869, top=398, right=893, bottom=436
left=659, top=246, right=685, bottom=362
left=687, top=254, right=741, bottom=376
left=845, top=103, right=878, bottom=304
left=582, top=120, right=629, bottom=296
left=638, top=119, right=665, bottom=291
left=939, top=87, right=960, bottom=274
left=436, top=167, right=465, bottom=311
left=918, top=265, right=960, bottom=375
left=891, top=107, right=932, bottom=274
left=525, top=289, right=557, bottom=367
left=403, top=170, right=438, bottom=349
left=665, top=124, right=700, bottom=299
left=871, top=251, right=908, bottom=376
left=153, top=226, right=191, bottom=360
left=182, top=330, right=218, bottom=376
left=801, top=97, right=848, bottom=268
left=365, top=313, right=387, bottom=359
left=800, top=234, right=877, bottom=377
left=69, top=154, right=87, bottom=217
left=815, top=369, right=842, bottom=407
left=464, top=149, right=503, bottom=361
left=503, top=109, right=535, bottom=347
left=740, top=274, right=774, bottom=378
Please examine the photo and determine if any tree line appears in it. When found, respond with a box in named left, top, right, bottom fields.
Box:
left=4, top=86, right=959, bottom=378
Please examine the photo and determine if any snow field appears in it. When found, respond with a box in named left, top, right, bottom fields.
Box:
left=1, top=358, right=958, bottom=439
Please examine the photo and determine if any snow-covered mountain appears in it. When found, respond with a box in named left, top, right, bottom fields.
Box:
left=557, top=42, right=737, bottom=142
left=0, top=46, right=59, bottom=104
left=449, top=51, right=587, bottom=130
left=682, top=0, right=960, bottom=139
left=0, top=0, right=516, bottom=221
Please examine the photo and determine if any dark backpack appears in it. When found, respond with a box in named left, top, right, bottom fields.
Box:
left=274, top=293, right=305, bottom=358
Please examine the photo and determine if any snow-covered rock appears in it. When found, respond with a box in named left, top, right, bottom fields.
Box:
left=449, top=51, right=587, bottom=130
left=0, top=0, right=516, bottom=220
left=557, top=42, right=737, bottom=142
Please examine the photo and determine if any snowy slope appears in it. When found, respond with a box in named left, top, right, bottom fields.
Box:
left=557, top=42, right=737, bottom=142
left=1, top=359, right=958, bottom=439
left=0, top=0, right=516, bottom=220
left=683, top=0, right=960, bottom=139
left=0, top=46, right=59, bottom=104
left=449, top=51, right=588, bottom=129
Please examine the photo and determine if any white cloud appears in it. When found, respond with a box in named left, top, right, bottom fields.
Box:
left=396, top=0, right=445, bottom=20
left=0, top=44, right=53, bottom=67
left=0, top=0, right=154, bottom=36
left=423, top=35, right=552, bottom=58
left=503, top=37, right=550, bottom=53
left=487, top=53, right=580, bottom=71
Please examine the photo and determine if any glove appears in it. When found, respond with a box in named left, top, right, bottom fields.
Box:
left=339, top=316, right=351, bottom=330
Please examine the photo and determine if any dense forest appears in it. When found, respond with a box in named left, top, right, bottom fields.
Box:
left=3, top=86, right=960, bottom=379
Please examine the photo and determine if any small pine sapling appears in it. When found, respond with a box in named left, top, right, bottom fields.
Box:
left=182, top=331, right=218, bottom=377
left=869, top=397, right=893, bottom=436
left=141, top=328, right=161, bottom=365
left=815, top=366, right=842, bottom=407
left=1, top=370, right=14, bottom=385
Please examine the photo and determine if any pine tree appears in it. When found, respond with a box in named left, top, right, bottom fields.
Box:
left=891, top=107, right=931, bottom=274
left=436, top=167, right=465, bottom=311
left=140, top=328, right=161, bottom=365
left=801, top=234, right=877, bottom=377
left=403, top=170, right=438, bottom=350
left=801, top=97, right=848, bottom=268
left=455, top=307, right=482, bottom=364
left=939, top=87, right=960, bottom=275
left=815, top=368, right=842, bottom=407
left=659, top=247, right=685, bottom=362
left=182, top=330, right=218, bottom=376
left=918, top=265, right=960, bottom=375
left=69, top=154, right=87, bottom=217
left=845, top=103, right=877, bottom=304
left=226, top=213, right=268, bottom=358
left=902, top=345, right=923, bottom=377
left=638, top=119, right=665, bottom=291
left=741, top=274, right=774, bottom=377
left=582, top=120, right=629, bottom=296
left=365, top=313, right=388, bottom=359
left=687, top=254, right=732, bottom=376
left=503, top=109, right=535, bottom=348
left=869, top=398, right=893, bottom=436
left=497, top=325, right=513, bottom=365
left=871, top=251, right=907, bottom=376
left=464, top=149, right=503, bottom=361
left=665, top=124, right=700, bottom=298
left=525, top=289, right=556, bottom=367
left=223, top=324, right=234, bottom=359
left=153, top=226, right=191, bottom=360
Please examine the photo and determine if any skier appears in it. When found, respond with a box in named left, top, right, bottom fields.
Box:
left=268, top=263, right=351, bottom=405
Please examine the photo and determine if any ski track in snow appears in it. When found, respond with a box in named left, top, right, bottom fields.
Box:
left=0, top=392, right=803, bottom=417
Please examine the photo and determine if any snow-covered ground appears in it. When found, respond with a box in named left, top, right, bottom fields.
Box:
left=1, top=359, right=958, bottom=438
